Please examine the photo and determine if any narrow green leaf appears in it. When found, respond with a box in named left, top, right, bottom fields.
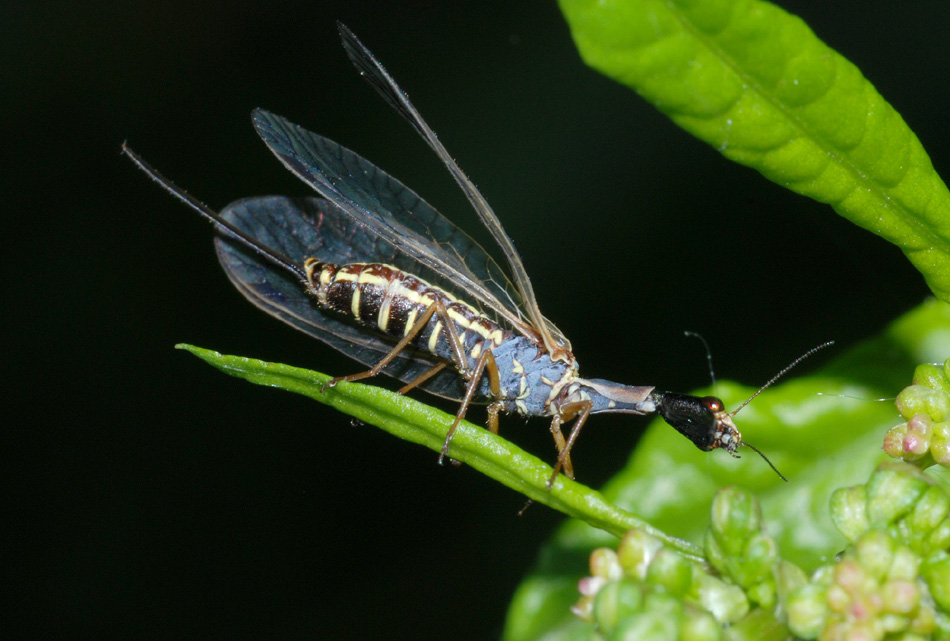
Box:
left=175, top=343, right=701, bottom=556
left=502, top=299, right=950, bottom=641
left=558, top=0, right=950, bottom=301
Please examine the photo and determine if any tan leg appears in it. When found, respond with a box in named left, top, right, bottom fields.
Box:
left=547, top=400, right=593, bottom=488
left=548, top=415, right=573, bottom=480
left=397, top=361, right=448, bottom=395
left=323, top=300, right=470, bottom=391
left=486, top=401, right=504, bottom=435
left=439, top=349, right=500, bottom=464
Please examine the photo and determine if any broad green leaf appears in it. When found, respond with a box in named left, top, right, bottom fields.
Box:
left=558, top=0, right=950, bottom=301
left=502, top=298, right=950, bottom=641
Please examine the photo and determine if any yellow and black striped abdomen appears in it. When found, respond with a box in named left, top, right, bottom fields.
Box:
left=303, top=259, right=507, bottom=363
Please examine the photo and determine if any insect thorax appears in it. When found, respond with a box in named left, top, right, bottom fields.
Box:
left=487, top=337, right=579, bottom=417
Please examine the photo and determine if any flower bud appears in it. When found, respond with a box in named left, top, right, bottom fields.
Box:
left=883, top=423, right=909, bottom=459
left=921, top=552, right=950, bottom=612
left=695, top=573, right=749, bottom=624
left=609, top=611, right=677, bottom=641
left=785, top=583, right=828, bottom=639
left=909, top=485, right=950, bottom=535
left=929, top=421, right=950, bottom=466
left=680, top=610, right=724, bottom=641
left=866, top=462, right=929, bottom=526
left=774, top=560, right=808, bottom=605
left=645, top=548, right=693, bottom=597
left=903, top=414, right=934, bottom=458
left=912, top=363, right=950, bottom=396
left=830, top=485, right=870, bottom=542
left=617, top=529, right=663, bottom=580
left=880, top=578, right=919, bottom=615
left=897, top=385, right=950, bottom=422
left=590, top=547, right=622, bottom=581
left=591, top=578, right=643, bottom=635
left=888, top=545, right=921, bottom=582
left=928, top=519, right=950, bottom=552
left=854, top=530, right=896, bottom=582
left=709, top=488, right=760, bottom=557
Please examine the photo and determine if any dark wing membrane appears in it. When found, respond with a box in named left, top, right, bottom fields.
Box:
left=215, top=195, right=470, bottom=401
left=251, top=109, right=537, bottom=341
left=336, top=24, right=571, bottom=355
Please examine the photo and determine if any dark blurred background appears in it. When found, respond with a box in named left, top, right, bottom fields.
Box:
left=6, top=1, right=946, bottom=639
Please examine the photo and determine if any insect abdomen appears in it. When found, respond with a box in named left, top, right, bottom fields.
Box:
left=305, top=260, right=507, bottom=364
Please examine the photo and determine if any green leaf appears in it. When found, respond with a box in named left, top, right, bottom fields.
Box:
left=558, top=0, right=950, bottom=302
left=175, top=343, right=701, bottom=556
left=502, top=299, right=950, bottom=641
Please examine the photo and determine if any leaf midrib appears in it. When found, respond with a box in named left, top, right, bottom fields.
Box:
left=664, top=0, right=948, bottom=257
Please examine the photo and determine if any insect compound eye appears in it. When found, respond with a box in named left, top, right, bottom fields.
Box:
left=701, top=396, right=725, bottom=413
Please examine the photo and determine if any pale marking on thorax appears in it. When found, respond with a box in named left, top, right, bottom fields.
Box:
left=546, top=367, right=581, bottom=413
left=516, top=374, right=530, bottom=401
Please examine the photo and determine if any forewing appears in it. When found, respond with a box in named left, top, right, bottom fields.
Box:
left=215, top=195, right=470, bottom=400
left=251, top=109, right=536, bottom=340
left=336, top=24, right=570, bottom=355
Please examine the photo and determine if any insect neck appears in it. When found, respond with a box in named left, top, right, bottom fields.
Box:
left=572, top=378, right=657, bottom=414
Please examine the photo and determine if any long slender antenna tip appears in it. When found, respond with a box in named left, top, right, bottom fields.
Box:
left=741, top=441, right=788, bottom=482
left=684, top=331, right=717, bottom=387
left=122, top=144, right=307, bottom=281
left=730, top=340, right=835, bottom=417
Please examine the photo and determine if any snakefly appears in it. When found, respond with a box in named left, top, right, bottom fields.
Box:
left=125, top=23, right=793, bottom=485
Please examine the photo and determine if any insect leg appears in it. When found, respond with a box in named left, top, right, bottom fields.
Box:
left=324, top=300, right=470, bottom=390
left=439, top=349, right=500, bottom=464
left=397, top=361, right=449, bottom=395
left=548, top=418, right=572, bottom=479
left=486, top=401, right=504, bottom=435
left=547, top=400, right=594, bottom=488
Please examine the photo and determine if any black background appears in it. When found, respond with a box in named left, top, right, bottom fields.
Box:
left=7, top=2, right=945, bottom=639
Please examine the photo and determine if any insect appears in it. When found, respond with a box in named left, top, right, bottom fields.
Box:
left=126, top=23, right=805, bottom=485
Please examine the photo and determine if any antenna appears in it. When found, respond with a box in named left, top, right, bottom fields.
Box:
left=739, top=440, right=788, bottom=482
left=730, top=341, right=835, bottom=417
left=121, top=144, right=307, bottom=281
left=730, top=340, right=834, bottom=483
left=684, top=331, right=717, bottom=387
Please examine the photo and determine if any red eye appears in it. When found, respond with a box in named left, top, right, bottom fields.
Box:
left=702, top=396, right=724, bottom=412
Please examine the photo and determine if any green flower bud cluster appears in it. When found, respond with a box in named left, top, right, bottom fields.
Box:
left=573, top=465, right=950, bottom=640
left=884, top=361, right=950, bottom=468
left=705, top=487, right=784, bottom=610
left=572, top=529, right=743, bottom=641
left=785, top=530, right=938, bottom=640
left=784, top=462, right=950, bottom=640
left=831, top=462, right=950, bottom=557
left=573, top=488, right=793, bottom=641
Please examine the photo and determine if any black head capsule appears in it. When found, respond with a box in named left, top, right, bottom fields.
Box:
left=651, top=391, right=788, bottom=482
left=652, top=393, right=735, bottom=452
left=646, top=341, right=836, bottom=481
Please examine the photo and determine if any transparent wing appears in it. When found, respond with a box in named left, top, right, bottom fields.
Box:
left=336, top=23, right=571, bottom=357
left=252, top=109, right=539, bottom=342
left=216, top=195, right=472, bottom=401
